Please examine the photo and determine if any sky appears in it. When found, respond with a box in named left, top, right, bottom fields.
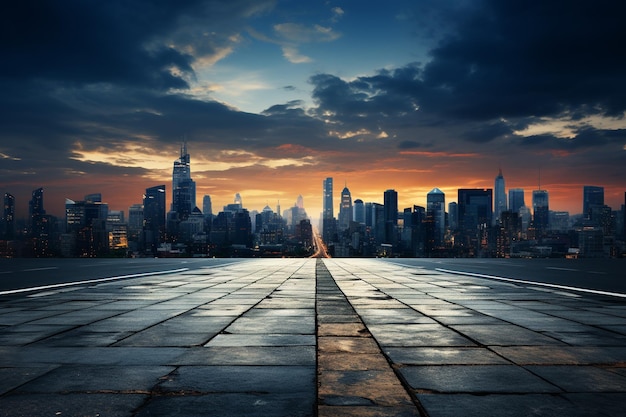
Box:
left=1, top=0, right=625, bottom=221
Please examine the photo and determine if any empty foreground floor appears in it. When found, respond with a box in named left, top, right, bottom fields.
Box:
left=0, top=258, right=625, bottom=416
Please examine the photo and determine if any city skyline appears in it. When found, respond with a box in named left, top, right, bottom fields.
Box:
left=1, top=168, right=623, bottom=223
left=1, top=1, right=625, bottom=219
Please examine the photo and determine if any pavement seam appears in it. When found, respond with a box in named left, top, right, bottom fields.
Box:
left=316, top=259, right=426, bottom=416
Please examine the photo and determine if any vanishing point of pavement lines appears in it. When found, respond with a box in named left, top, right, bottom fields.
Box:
left=0, top=258, right=625, bottom=416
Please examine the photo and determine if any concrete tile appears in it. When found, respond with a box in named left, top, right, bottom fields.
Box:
left=0, top=393, right=147, bottom=417
left=0, top=366, right=58, bottom=395
left=135, top=393, right=315, bottom=417
left=318, top=352, right=391, bottom=371
left=176, top=346, right=315, bottom=366
left=416, top=393, right=583, bottom=417
left=318, top=337, right=381, bottom=354
left=563, top=393, right=626, bottom=416
left=450, top=324, right=565, bottom=346
left=385, top=347, right=509, bottom=365
left=319, top=370, right=415, bottom=407
left=400, top=365, right=561, bottom=393
left=367, top=324, right=476, bottom=347
left=16, top=365, right=174, bottom=393
left=224, top=316, right=315, bottom=334
left=526, top=365, right=626, bottom=392
left=318, top=323, right=369, bottom=337
left=206, top=334, right=315, bottom=347
left=160, top=365, right=315, bottom=393
left=492, top=346, right=626, bottom=365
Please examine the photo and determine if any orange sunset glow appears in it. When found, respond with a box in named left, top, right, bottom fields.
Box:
left=1, top=1, right=625, bottom=232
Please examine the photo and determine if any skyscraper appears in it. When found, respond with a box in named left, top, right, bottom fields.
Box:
left=383, top=189, right=398, bottom=244
left=338, top=184, right=352, bottom=230
left=583, top=185, right=604, bottom=220
left=448, top=202, right=458, bottom=231
left=508, top=188, right=525, bottom=214
left=172, top=142, right=196, bottom=214
left=323, top=178, right=333, bottom=220
left=29, top=187, right=45, bottom=231
left=3, top=193, right=15, bottom=239
left=144, top=185, right=166, bottom=254
left=532, top=189, right=549, bottom=237
left=322, top=178, right=334, bottom=241
left=494, top=169, right=507, bottom=223
left=427, top=188, right=446, bottom=246
left=457, top=188, right=493, bottom=253
left=202, top=195, right=213, bottom=217
left=353, top=199, right=365, bottom=224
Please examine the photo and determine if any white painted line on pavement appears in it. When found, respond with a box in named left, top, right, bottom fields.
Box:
left=0, top=268, right=189, bottom=296
left=545, top=267, right=578, bottom=272
left=22, top=267, right=59, bottom=272
left=435, top=268, right=626, bottom=299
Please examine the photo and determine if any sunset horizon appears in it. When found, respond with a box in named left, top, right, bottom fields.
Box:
left=2, top=1, right=625, bottom=223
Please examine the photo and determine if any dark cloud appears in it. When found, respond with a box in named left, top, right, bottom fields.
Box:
left=421, top=0, right=626, bottom=119
left=1, top=0, right=273, bottom=89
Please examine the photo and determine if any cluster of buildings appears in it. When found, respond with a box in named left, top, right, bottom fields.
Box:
left=2, top=147, right=625, bottom=258
left=320, top=173, right=626, bottom=258
left=0, top=144, right=312, bottom=258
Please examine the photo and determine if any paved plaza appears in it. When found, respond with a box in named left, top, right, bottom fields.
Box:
left=1, top=258, right=625, bottom=416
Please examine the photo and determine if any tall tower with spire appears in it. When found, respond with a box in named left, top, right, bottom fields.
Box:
left=171, top=141, right=196, bottom=217
left=494, top=168, right=507, bottom=224
left=338, top=183, right=352, bottom=231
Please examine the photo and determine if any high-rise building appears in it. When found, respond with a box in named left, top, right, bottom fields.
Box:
left=29, top=187, right=45, bottom=232
left=202, top=195, right=213, bottom=217
left=322, top=178, right=334, bottom=241
left=494, top=169, right=507, bottom=223
left=296, top=195, right=304, bottom=209
left=338, top=184, right=352, bottom=230
left=144, top=185, right=166, bottom=254
left=532, top=189, right=550, bottom=237
left=65, top=197, right=108, bottom=257
left=583, top=185, right=604, bottom=221
left=3, top=193, right=15, bottom=239
left=128, top=203, right=144, bottom=242
left=172, top=142, right=196, bottom=214
left=353, top=199, right=365, bottom=224
left=457, top=189, right=493, bottom=254
left=323, top=178, right=333, bottom=220
left=383, top=189, right=398, bottom=244
left=508, top=188, right=525, bottom=214
left=427, top=188, right=446, bottom=246
left=448, top=202, right=458, bottom=231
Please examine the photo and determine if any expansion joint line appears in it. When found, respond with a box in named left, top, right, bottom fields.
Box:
left=315, top=259, right=428, bottom=417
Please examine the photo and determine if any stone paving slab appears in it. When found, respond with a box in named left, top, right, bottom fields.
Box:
left=0, top=258, right=625, bottom=416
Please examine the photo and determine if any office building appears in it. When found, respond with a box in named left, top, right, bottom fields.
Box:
left=448, top=202, right=458, bottom=231
left=457, top=188, right=493, bottom=254
left=427, top=188, right=445, bottom=246
left=338, top=185, right=352, bottom=230
left=532, top=189, right=550, bottom=237
left=322, top=178, right=334, bottom=241
left=203, top=195, right=213, bottom=217
left=172, top=142, right=196, bottom=214
left=144, top=185, right=166, bottom=254
left=3, top=193, right=15, bottom=239
left=353, top=199, right=365, bottom=224
left=583, top=185, right=604, bottom=222
left=383, top=189, right=398, bottom=244
left=494, top=169, right=507, bottom=223
left=65, top=196, right=108, bottom=257
left=508, top=188, right=525, bottom=214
